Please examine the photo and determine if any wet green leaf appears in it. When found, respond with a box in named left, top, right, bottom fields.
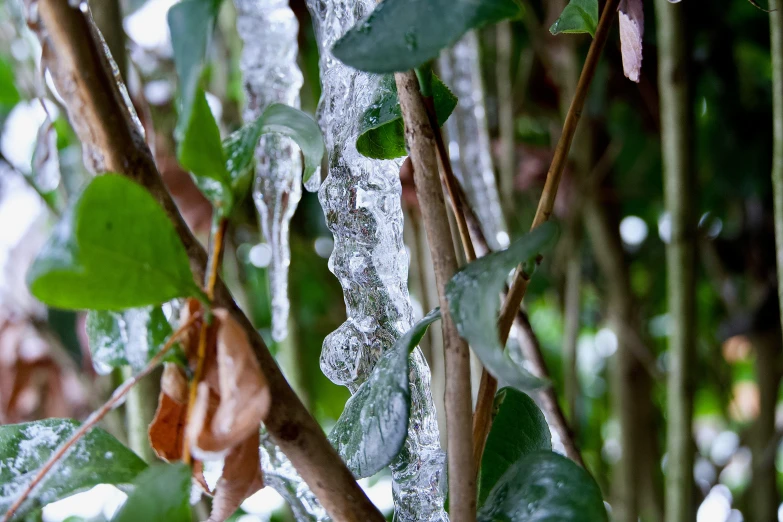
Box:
left=357, top=74, right=458, bottom=160
left=0, top=55, right=20, bottom=112
left=224, top=103, right=326, bottom=187
left=445, top=223, right=559, bottom=390
left=0, top=419, right=147, bottom=518
left=328, top=308, right=441, bottom=478
left=178, top=86, right=232, bottom=215
left=168, top=0, right=233, bottom=215
left=27, top=175, right=201, bottom=310
left=477, top=451, right=608, bottom=521
left=86, top=306, right=181, bottom=374
left=549, top=0, right=598, bottom=37
left=332, top=0, right=521, bottom=73
left=111, top=464, right=191, bottom=522
left=478, top=388, right=552, bottom=506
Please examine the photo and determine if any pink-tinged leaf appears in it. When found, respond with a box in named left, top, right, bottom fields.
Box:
left=618, top=0, right=644, bottom=83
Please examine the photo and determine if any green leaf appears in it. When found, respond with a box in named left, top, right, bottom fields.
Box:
left=0, top=419, right=147, bottom=518
left=549, top=0, right=598, bottom=37
left=111, top=464, right=191, bottom=522
left=167, top=0, right=220, bottom=130
left=27, top=175, right=200, bottom=310
left=86, top=306, right=181, bottom=374
left=223, top=103, right=326, bottom=186
left=477, top=451, right=608, bottom=522
left=328, top=308, right=441, bottom=478
left=357, top=74, right=458, bottom=160
left=332, top=0, right=522, bottom=73
left=178, top=86, right=232, bottom=214
left=168, top=0, right=233, bottom=215
left=445, top=223, right=559, bottom=390
left=478, top=388, right=552, bottom=506
left=0, top=55, right=20, bottom=111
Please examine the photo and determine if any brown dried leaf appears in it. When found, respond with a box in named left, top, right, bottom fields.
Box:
left=186, top=309, right=271, bottom=456
left=619, top=0, right=644, bottom=83
left=148, top=363, right=188, bottom=461
left=208, top=430, right=263, bottom=522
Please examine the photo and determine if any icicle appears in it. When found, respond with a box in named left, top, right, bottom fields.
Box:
left=260, top=429, right=330, bottom=521
left=234, top=0, right=304, bottom=343
left=438, top=32, right=509, bottom=250
left=305, top=1, right=447, bottom=520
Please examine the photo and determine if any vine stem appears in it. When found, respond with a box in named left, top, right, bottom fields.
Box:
left=395, top=70, right=477, bottom=522
left=472, top=0, right=622, bottom=470
left=1, top=313, right=201, bottom=522
left=182, top=217, right=227, bottom=464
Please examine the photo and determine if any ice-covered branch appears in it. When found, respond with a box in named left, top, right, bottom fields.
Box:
left=305, top=1, right=447, bottom=520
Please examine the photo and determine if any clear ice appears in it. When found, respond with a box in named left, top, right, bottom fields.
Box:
left=438, top=32, right=508, bottom=250
left=234, top=0, right=304, bottom=343
left=260, top=429, right=331, bottom=521
left=305, top=0, right=447, bottom=520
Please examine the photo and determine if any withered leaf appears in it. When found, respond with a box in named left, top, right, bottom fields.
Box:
left=148, top=363, right=188, bottom=461
left=619, top=0, right=643, bottom=83
left=208, top=430, right=263, bottom=522
left=186, top=309, right=271, bottom=457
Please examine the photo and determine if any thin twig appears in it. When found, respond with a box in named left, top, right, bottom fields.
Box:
left=395, top=70, right=477, bottom=522
left=2, top=313, right=201, bottom=522
left=0, top=152, right=60, bottom=217
left=472, top=0, right=622, bottom=464
left=183, top=218, right=227, bottom=464
left=456, top=185, right=585, bottom=468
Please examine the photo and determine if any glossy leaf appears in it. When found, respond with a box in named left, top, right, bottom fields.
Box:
left=167, top=0, right=220, bottom=130
left=477, top=451, right=608, bottom=522
left=111, top=463, right=191, bottom=522
left=168, top=0, right=233, bottom=215
left=27, top=175, right=201, bottom=310
left=0, top=419, right=147, bottom=518
left=445, top=223, right=558, bottom=390
left=86, top=306, right=179, bottom=374
left=223, top=103, right=326, bottom=186
left=357, top=74, right=458, bottom=160
left=549, top=0, right=599, bottom=37
left=178, top=86, right=232, bottom=214
left=332, top=0, right=522, bottom=73
left=329, top=308, right=441, bottom=478
left=478, top=387, right=552, bottom=506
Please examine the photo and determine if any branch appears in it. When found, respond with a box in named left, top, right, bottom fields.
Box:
left=29, top=2, right=383, bottom=520
left=472, top=0, right=621, bottom=469
left=456, top=185, right=585, bottom=467
left=395, top=70, right=477, bottom=522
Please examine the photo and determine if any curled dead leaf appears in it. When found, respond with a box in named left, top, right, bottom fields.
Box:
left=619, top=0, right=644, bottom=83
left=208, top=430, right=263, bottom=522
left=186, top=309, right=271, bottom=458
left=148, top=363, right=189, bottom=461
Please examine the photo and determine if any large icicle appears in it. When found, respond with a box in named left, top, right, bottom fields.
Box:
left=438, top=32, right=509, bottom=250
left=305, top=1, right=447, bottom=520
left=234, top=0, right=303, bottom=343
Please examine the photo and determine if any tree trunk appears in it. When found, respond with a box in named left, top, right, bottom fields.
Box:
left=655, top=1, right=697, bottom=521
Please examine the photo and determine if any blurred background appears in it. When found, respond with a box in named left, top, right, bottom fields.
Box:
left=0, top=0, right=779, bottom=521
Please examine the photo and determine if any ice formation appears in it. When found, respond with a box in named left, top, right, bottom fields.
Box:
left=438, top=32, right=508, bottom=250
left=234, top=0, right=304, bottom=343
left=305, top=0, right=447, bottom=519
left=259, top=430, right=330, bottom=521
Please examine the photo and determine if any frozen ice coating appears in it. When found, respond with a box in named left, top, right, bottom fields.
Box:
left=260, top=430, right=330, bottom=521
left=438, top=32, right=508, bottom=250
left=234, top=0, right=304, bottom=343
left=305, top=0, right=447, bottom=520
